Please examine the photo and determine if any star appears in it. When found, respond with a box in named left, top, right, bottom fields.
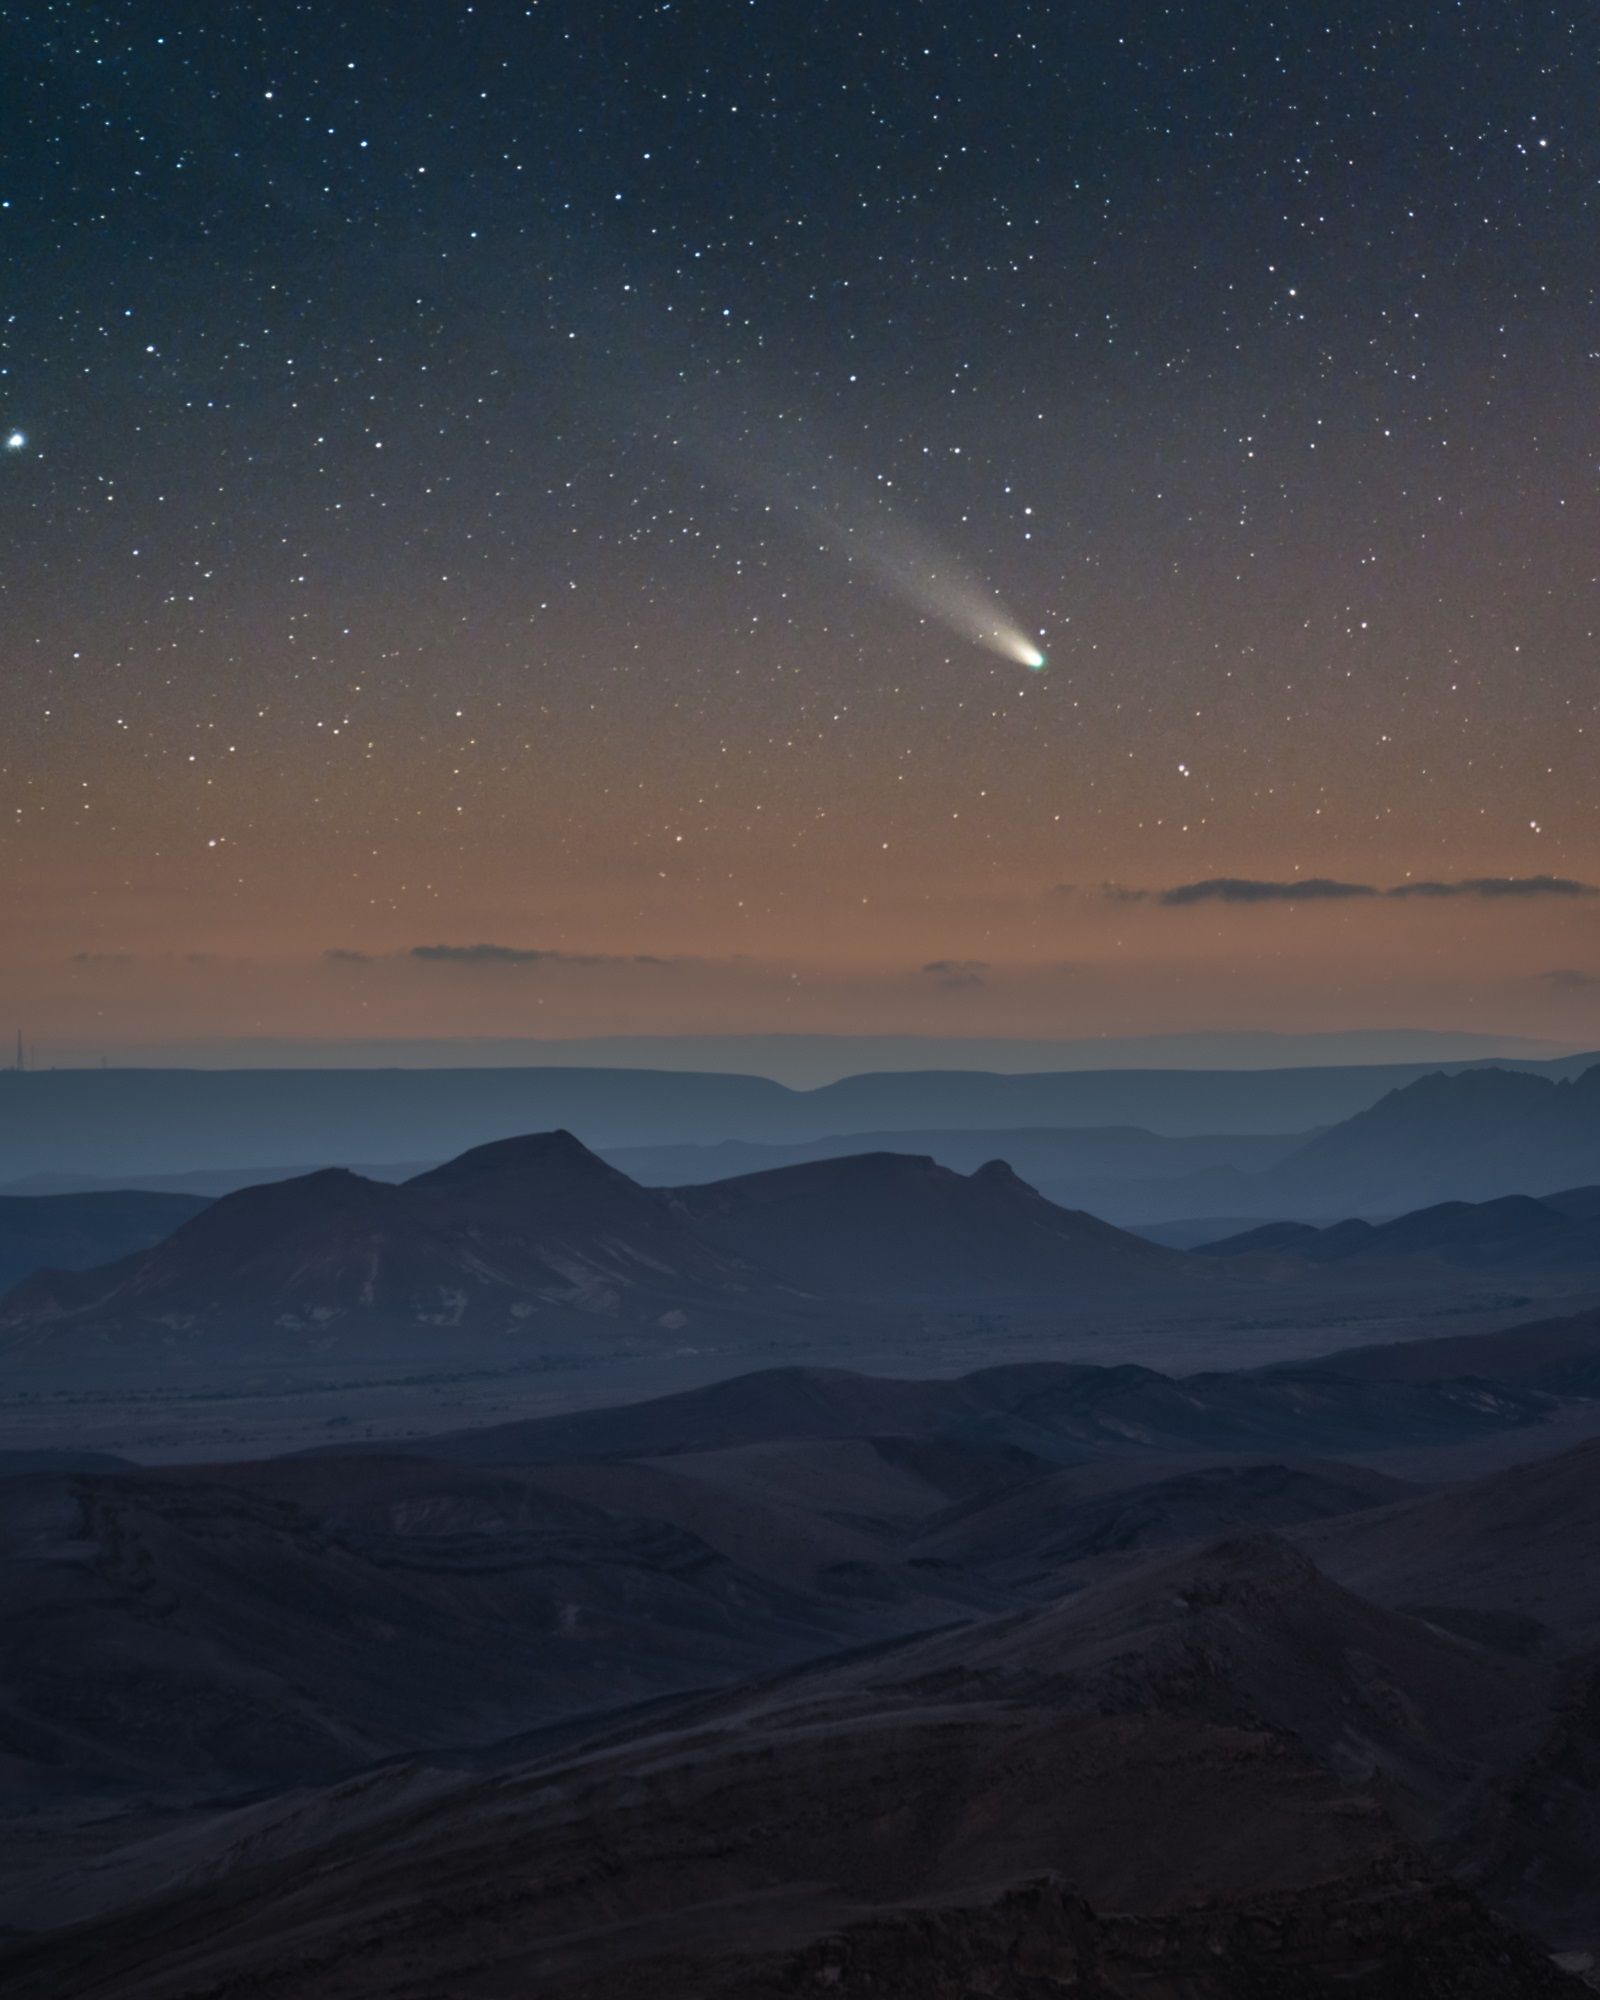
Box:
left=4, top=432, right=24, bottom=451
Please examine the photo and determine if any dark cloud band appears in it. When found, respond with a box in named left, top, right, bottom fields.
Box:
left=1388, top=875, right=1595, bottom=900
left=1137, top=875, right=1596, bottom=909
left=412, top=943, right=575, bottom=965
left=406, top=944, right=680, bottom=968
left=1159, top=878, right=1376, bottom=906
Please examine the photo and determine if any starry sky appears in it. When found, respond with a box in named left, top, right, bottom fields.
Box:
left=4, top=0, right=1599, bottom=1061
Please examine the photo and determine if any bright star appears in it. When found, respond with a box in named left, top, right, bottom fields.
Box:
left=4, top=432, right=24, bottom=451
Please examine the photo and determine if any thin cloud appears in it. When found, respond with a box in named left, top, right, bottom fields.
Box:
left=1159, top=878, right=1377, bottom=907
left=408, top=943, right=680, bottom=968
left=921, top=958, right=988, bottom=989
left=411, top=943, right=603, bottom=966
left=1118, top=874, right=1599, bottom=909
left=66, top=949, right=247, bottom=968
left=1388, top=876, right=1597, bottom=900
left=324, top=948, right=371, bottom=963
left=1543, top=968, right=1600, bottom=990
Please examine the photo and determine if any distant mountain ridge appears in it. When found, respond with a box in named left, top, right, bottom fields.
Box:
left=606, top=1123, right=1312, bottom=1224
left=0, top=1191, right=210, bottom=1294
left=1262, top=1063, right=1600, bottom=1212
left=625, top=1061, right=1600, bottom=1227
left=3, top=1066, right=1599, bottom=1322
left=1199, top=1185, right=1600, bottom=1268
left=1007, top=1062, right=1600, bottom=1224
left=3, top=1051, right=1596, bottom=1182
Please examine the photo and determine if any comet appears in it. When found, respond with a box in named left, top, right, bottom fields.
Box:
left=668, top=397, right=1046, bottom=669
left=790, top=461, right=1047, bottom=667
left=800, top=495, right=1047, bottom=668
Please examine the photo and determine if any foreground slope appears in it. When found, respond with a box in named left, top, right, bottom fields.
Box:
left=1, top=1536, right=1577, bottom=1998
left=0, top=1453, right=905, bottom=1811
left=0, top=1436, right=1424, bottom=1829
left=308, top=1357, right=1553, bottom=1466
left=1296, top=1434, right=1600, bottom=1656
left=1280, top=1300, right=1600, bottom=1394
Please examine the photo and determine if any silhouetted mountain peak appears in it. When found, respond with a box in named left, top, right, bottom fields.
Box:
left=107, top=1166, right=402, bottom=1275
left=673, top=1148, right=1185, bottom=1297
left=0, top=1134, right=768, bottom=1346
left=1545, top=1183, right=1600, bottom=1221
left=1200, top=1182, right=1600, bottom=1272
left=1248, top=1060, right=1600, bottom=1213
left=406, top=1127, right=628, bottom=1194
left=0, top=1127, right=1208, bottom=1360
left=679, top=1149, right=946, bottom=1206
left=1355, top=1061, right=1600, bottom=1131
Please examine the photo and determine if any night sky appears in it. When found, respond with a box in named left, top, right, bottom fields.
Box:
left=4, top=1, right=1599, bottom=1059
